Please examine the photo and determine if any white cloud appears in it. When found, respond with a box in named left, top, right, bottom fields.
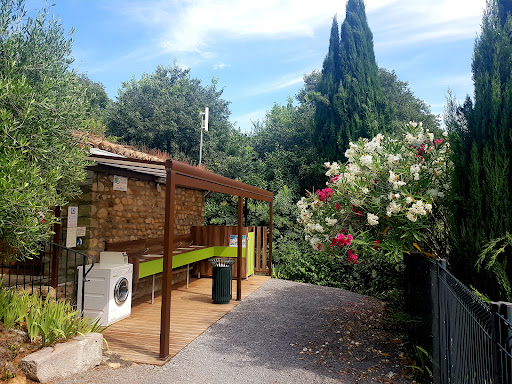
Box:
left=110, top=0, right=346, bottom=53
left=242, top=71, right=305, bottom=97
left=213, top=62, right=229, bottom=70
left=111, top=0, right=486, bottom=56
left=369, top=0, right=486, bottom=49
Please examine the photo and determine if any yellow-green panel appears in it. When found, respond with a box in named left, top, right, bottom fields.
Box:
left=247, top=232, right=254, bottom=276
left=138, top=246, right=250, bottom=279
left=213, top=246, right=246, bottom=258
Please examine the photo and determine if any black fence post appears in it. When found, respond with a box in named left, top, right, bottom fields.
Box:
left=491, top=302, right=503, bottom=383
left=431, top=259, right=445, bottom=384
left=498, top=301, right=512, bottom=383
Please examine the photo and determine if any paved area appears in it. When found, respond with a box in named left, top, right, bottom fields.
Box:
left=56, top=279, right=410, bottom=384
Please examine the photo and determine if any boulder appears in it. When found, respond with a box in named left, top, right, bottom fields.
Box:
left=19, top=333, right=102, bottom=383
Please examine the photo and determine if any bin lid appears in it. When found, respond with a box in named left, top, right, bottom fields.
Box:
left=208, top=257, right=236, bottom=267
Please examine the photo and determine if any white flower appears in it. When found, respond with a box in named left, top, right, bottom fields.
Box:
left=362, top=187, right=369, bottom=194
left=309, top=237, right=321, bottom=249
left=367, top=213, right=379, bottom=226
left=409, top=200, right=427, bottom=216
left=393, top=180, right=406, bottom=190
left=387, top=201, right=401, bottom=216
left=360, top=154, right=373, bottom=167
left=388, top=171, right=397, bottom=183
left=325, top=162, right=340, bottom=177
left=325, top=217, right=338, bottom=226
left=297, top=197, right=308, bottom=210
left=405, top=196, right=413, bottom=204
left=387, top=154, right=401, bottom=166
left=442, top=131, right=448, bottom=137
left=425, top=203, right=432, bottom=211
left=410, top=164, right=421, bottom=174
left=406, top=211, right=417, bottom=222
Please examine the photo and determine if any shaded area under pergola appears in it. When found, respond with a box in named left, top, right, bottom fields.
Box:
left=87, top=155, right=274, bottom=360
left=161, top=160, right=273, bottom=358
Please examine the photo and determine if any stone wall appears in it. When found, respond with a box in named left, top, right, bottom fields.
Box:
left=65, top=171, right=205, bottom=260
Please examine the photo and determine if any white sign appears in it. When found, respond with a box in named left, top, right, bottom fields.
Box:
left=113, top=175, right=128, bottom=191
left=67, top=206, right=78, bottom=228
left=229, top=235, right=246, bottom=248
left=66, top=227, right=77, bottom=248
left=76, top=226, right=86, bottom=237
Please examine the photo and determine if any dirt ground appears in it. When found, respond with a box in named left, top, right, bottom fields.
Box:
left=0, top=324, right=39, bottom=384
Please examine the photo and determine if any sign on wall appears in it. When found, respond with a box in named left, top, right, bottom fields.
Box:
left=113, top=175, right=128, bottom=191
left=229, top=235, right=246, bottom=248
left=66, top=206, right=78, bottom=248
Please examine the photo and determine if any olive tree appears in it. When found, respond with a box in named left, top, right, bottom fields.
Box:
left=0, top=0, right=90, bottom=259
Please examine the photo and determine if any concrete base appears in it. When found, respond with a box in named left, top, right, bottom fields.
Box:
left=20, top=333, right=103, bottom=383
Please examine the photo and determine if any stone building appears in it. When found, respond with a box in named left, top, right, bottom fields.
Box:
left=61, top=138, right=204, bottom=261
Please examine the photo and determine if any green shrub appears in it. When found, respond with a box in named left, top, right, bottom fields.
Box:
left=0, top=287, right=103, bottom=347
left=273, top=230, right=404, bottom=301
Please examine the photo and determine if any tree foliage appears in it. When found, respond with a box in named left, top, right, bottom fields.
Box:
left=447, top=0, right=512, bottom=299
left=314, top=2, right=388, bottom=161
left=105, top=64, right=232, bottom=162
left=0, top=0, right=90, bottom=258
left=378, top=68, right=439, bottom=132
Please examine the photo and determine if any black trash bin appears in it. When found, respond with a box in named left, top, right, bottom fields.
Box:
left=209, top=258, right=236, bottom=304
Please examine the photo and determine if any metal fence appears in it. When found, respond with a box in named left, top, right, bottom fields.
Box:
left=405, top=253, right=512, bottom=383
left=0, top=242, right=92, bottom=310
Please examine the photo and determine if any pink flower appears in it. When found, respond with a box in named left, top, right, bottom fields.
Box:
left=373, top=240, right=381, bottom=250
left=335, top=203, right=341, bottom=210
left=434, top=139, right=443, bottom=145
left=316, top=188, right=334, bottom=203
left=330, top=175, right=340, bottom=183
left=331, top=232, right=353, bottom=248
left=347, top=249, right=358, bottom=264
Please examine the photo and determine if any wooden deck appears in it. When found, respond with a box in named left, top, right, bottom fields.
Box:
left=102, top=275, right=270, bottom=365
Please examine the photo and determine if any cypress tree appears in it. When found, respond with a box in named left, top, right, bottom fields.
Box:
left=314, top=0, right=388, bottom=161
left=449, top=0, right=512, bottom=299
left=314, top=16, right=342, bottom=159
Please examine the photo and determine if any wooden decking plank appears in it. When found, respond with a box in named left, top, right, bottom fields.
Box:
left=102, top=275, right=269, bottom=365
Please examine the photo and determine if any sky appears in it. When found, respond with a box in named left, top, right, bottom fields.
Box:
left=28, top=0, right=487, bottom=132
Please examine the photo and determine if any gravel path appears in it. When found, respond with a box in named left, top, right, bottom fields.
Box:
left=56, top=279, right=412, bottom=384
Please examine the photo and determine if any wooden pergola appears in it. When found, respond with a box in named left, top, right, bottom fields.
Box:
left=160, top=160, right=273, bottom=359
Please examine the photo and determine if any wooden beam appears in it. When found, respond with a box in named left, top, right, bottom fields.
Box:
left=269, top=201, right=273, bottom=277
left=160, top=167, right=175, bottom=359
left=237, top=195, right=243, bottom=301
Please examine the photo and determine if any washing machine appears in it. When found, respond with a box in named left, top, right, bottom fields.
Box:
left=77, top=252, right=133, bottom=326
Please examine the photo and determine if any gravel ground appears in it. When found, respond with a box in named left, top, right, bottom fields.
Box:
left=55, top=279, right=413, bottom=384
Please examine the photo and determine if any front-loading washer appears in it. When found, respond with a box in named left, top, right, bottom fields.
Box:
left=77, top=261, right=133, bottom=326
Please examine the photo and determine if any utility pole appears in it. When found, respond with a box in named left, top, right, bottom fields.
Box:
left=199, top=107, right=209, bottom=165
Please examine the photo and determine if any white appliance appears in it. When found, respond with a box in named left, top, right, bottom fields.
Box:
left=77, top=252, right=133, bottom=326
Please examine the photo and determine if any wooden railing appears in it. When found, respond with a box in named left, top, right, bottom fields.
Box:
left=252, top=226, right=269, bottom=274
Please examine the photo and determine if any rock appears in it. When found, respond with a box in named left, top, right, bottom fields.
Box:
left=19, top=333, right=103, bottom=383
left=107, top=362, right=121, bottom=369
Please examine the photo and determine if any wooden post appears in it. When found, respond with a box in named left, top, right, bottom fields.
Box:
left=262, top=227, right=267, bottom=272
left=256, top=226, right=261, bottom=271
left=237, top=195, right=243, bottom=301
left=268, top=201, right=273, bottom=277
left=50, top=206, right=61, bottom=288
left=160, top=163, right=175, bottom=359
